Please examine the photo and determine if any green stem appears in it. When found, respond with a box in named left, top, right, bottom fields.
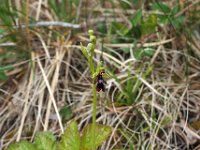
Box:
left=81, top=30, right=97, bottom=150
left=91, top=81, right=97, bottom=150
left=88, top=50, right=96, bottom=150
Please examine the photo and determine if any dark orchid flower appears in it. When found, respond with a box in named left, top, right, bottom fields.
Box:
left=96, top=71, right=106, bottom=92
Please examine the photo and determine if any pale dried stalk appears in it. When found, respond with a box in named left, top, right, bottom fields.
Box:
left=36, top=55, right=64, bottom=132
left=17, top=53, right=34, bottom=141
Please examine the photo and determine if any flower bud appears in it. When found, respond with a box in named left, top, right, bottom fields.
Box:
left=90, top=35, right=96, bottom=45
left=88, top=30, right=94, bottom=36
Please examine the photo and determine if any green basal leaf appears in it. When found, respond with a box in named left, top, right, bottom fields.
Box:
left=97, top=22, right=107, bottom=34
left=156, top=14, right=168, bottom=24
left=112, top=22, right=129, bottom=36
left=59, top=106, right=72, bottom=122
left=58, top=121, right=80, bottom=150
left=34, top=132, right=56, bottom=150
left=171, top=5, right=180, bottom=15
left=121, top=48, right=130, bottom=54
left=0, top=71, right=7, bottom=80
left=131, top=9, right=142, bottom=26
left=171, top=15, right=185, bottom=29
left=81, top=123, right=112, bottom=150
left=133, top=48, right=143, bottom=60
left=7, top=140, right=35, bottom=150
left=151, top=2, right=171, bottom=13
left=143, top=47, right=155, bottom=57
left=141, top=14, right=157, bottom=35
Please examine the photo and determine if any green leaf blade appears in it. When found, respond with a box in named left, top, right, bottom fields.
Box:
left=133, top=48, right=144, bottom=60
left=7, top=140, right=35, bottom=150
left=111, top=22, right=129, bottom=36
left=59, top=106, right=72, bottom=122
left=34, top=131, right=56, bottom=150
left=131, top=9, right=142, bottom=26
left=81, top=124, right=112, bottom=150
left=151, top=2, right=171, bottom=13
left=141, top=14, right=157, bottom=35
left=58, top=121, right=80, bottom=150
left=143, top=47, right=155, bottom=57
left=0, top=71, right=7, bottom=80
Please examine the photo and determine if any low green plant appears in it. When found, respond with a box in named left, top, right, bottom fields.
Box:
left=59, top=106, right=73, bottom=123
left=97, top=8, right=157, bottom=57
left=116, top=64, right=153, bottom=105
left=133, top=47, right=155, bottom=60
left=7, top=121, right=112, bottom=150
left=151, top=2, right=185, bottom=29
left=58, top=121, right=112, bottom=150
left=48, top=0, right=80, bottom=22
left=0, top=64, right=13, bottom=80
left=0, top=0, right=31, bottom=81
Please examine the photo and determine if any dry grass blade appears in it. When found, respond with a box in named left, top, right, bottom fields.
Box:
left=36, top=55, right=64, bottom=132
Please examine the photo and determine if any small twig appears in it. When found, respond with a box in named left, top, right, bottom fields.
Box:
left=14, top=21, right=81, bottom=29
left=0, top=42, right=16, bottom=47
left=104, top=38, right=174, bottom=48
